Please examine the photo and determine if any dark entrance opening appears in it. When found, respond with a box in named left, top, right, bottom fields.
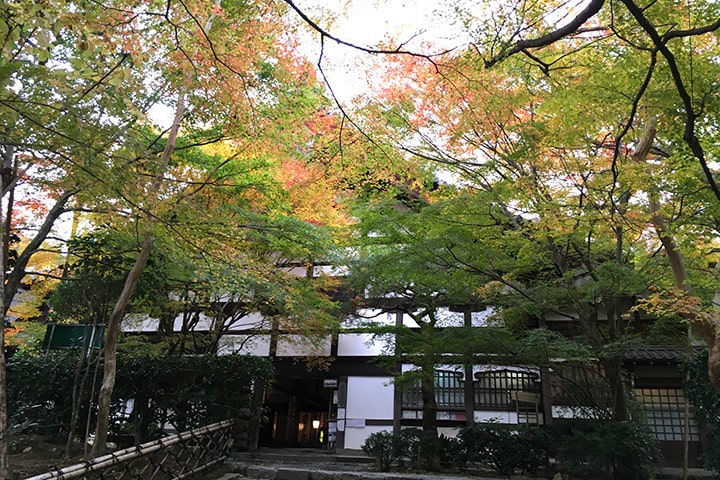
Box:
left=260, top=376, right=332, bottom=448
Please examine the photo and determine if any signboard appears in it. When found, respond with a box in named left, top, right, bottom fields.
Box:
left=323, top=378, right=338, bottom=388
left=346, top=418, right=366, bottom=428
left=41, top=324, right=105, bottom=350
left=510, top=391, right=541, bottom=404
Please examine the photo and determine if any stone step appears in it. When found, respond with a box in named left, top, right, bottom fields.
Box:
left=231, top=449, right=372, bottom=466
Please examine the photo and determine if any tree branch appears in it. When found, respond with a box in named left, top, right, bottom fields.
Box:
left=620, top=0, right=720, bottom=202
left=485, top=0, right=606, bottom=68
left=282, top=0, right=454, bottom=60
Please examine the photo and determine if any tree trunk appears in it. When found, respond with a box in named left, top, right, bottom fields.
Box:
left=419, top=368, right=439, bottom=470
left=601, top=356, right=629, bottom=421
left=0, top=327, right=7, bottom=479
left=91, top=235, right=153, bottom=457
left=632, top=117, right=720, bottom=387
left=89, top=15, right=192, bottom=452
left=0, top=144, right=12, bottom=477
left=66, top=335, right=93, bottom=457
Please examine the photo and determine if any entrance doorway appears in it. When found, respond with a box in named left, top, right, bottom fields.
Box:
left=260, top=376, right=333, bottom=448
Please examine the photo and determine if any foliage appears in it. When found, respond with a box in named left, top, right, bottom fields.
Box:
left=361, top=430, right=404, bottom=471
left=416, top=433, right=462, bottom=471
left=361, top=428, right=462, bottom=472
left=397, top=427, right=423, bottom=467
left=556, top=420, right=661, bottom=480
left=6, top=350, right=81, bottom=439
left=684, top=350, right=720, bottom=473
left=50, top=219, right=341, bottom=356
left=4, top=321, right=46, bottom=357
left=458, top=422, right=548, bottom=475
left=5, top=349, right=273, bottom=444
left=49, top=232, right=166, bottom=326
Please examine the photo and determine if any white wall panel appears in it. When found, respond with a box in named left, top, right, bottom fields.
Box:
left=342, top=309, right=393, bottom=328
left=173, top=312, right=213, bottom=331
left=337, top=333, right=389, bottom=356
left=226, top=312, right=270, bottom=330
left=122, top=314, right=158, bottom=332
left=438, top=426, right=462, bottom=438
left=346, top=376, right=394, bottom=420
left=343, top=425, right=391, bottom=450
left=552, top=405, right=592, bottom=419
left=217, top=334, right=271, bottom=356
left=313, top=265, right=348, bottom=277
left=276, top=335, right=332, bottom=356
left=473, top=411, right=518, bottom=424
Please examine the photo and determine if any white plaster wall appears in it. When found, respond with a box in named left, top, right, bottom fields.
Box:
left=173, top=312, right=213, bottom=331
left=343, top=425, right=391, bottom=450
left=472, top=364, right=540, bottom=376
left=225, top=312, right=270, bottom=330
left=313, top=265, right=348, bottom=277
left=122, top=314, right=159, bottom=332
left=217, top=334, right=271, bottom=356
left=474, top=411, right=519, bottom=424
left=401, top=364, right=420, bottom=373
left=337, top=333, right=389, bottom=356
left=552, top=405, right=594, bottom=419
left=439, top=426, right=462, bottom=439
left=342, top=309, right=394, bottom=328
left=276, top=334, right=332, bottom=356
left=402, top=314, right=420, bottom=328
left=281, top=266, right=307, bottom=277
left=470, top=307, right=495, bottom=327
left=434, top=308, right=465, bottom=327
left=346, top=376, right=394, bottom=420
left=401, top=363, right=464, bottom=374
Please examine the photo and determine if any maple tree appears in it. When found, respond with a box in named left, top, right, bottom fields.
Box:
left=297, top=0, right=720, bottom=393
left=261, top=11, right=720, bottom=470
left=0, top=0, right=355, bottom=470
left=443, top=0, right=720, bottom=393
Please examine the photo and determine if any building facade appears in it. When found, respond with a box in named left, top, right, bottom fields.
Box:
left=121, top=299, right=703, bottom=467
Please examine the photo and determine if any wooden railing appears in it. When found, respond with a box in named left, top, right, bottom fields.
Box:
left=23, top=419, right=234, bottom=480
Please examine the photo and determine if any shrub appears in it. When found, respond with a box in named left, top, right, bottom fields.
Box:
left=362, top=429, right=462, bottom=472
left=458, top=422, right=548, bottom=475
left=414, top=433, right=462, bottom=471
left=398, top=428, right=422, bottom=467
left=361, top=431, right=404, bottom=471
left=684, top=350, right=720, bottom=473
left=557, top=420, right=661, bottom=479
left=7, top=350, right=274, bottom=445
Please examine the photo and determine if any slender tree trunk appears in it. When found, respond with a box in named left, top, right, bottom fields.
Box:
left=0, top=144, right=13, bottom=478
left=90, top=0, right=223, bottom=456
left=0, top=329, right=7, bottom=479
left=66, top=332, right=91, bottom=456
left=91, top=235, right=153, bottom=457
left=0, top=311, right=7, bottom=479
left=90, top=19, right=191, bottom=454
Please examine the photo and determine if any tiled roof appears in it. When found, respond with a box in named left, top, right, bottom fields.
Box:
left=623, top=346, right=701, bottom=363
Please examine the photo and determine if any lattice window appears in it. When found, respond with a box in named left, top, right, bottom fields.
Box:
left=435, top=370, right=464, bottom=408
left=401, top=370, right=464, bottom=410
left=474, top=369, right=540, bottom=410
left=551, top=364, right=611, bottom=408
left=635, top=388, right=700, bottom=442
left=402, top=381, right=423, bottom=409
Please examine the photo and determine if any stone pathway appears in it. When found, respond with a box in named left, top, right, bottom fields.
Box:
left=201, top=449, right=717, bottom=480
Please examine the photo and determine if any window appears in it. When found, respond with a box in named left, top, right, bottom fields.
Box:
left=551, top=364, right=611, bottom=408
left=474, top=369, right=540, bottom=410
left=401, top=370, right=464, bottom=410
left=635, top=388, right=699, bottom=442
left=435, top=370, right=464, bottom=408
